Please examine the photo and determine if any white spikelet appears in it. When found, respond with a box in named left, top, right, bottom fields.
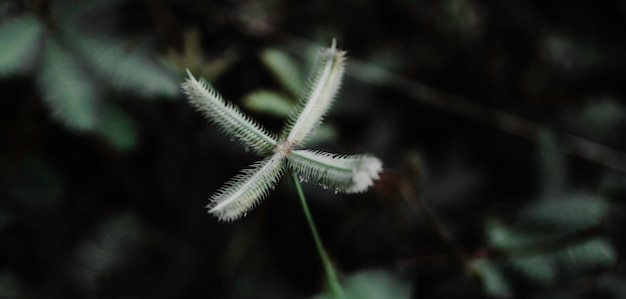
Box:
left=281, top=40, right=346, bottom=147
left=207, top=153, right=285, bottom=221
left=182, top=40, right=385, bottom=222
left=182, top=69, right=278, bottom=155
left=288, top=150, right=383, bottom=194
left=348, top=155, right=383, bottom=193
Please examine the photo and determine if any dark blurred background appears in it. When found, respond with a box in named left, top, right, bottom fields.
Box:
left=1, top=0, right=625, bottom=298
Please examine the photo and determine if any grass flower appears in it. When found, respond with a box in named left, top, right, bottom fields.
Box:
left=182, top=39, right=382, bottom=222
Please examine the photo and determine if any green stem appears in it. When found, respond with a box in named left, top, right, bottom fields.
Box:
left=290, top=173, right=345, bottom=299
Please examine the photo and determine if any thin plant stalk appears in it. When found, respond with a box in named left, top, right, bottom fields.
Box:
left=290, top=173, right=345, bottom=299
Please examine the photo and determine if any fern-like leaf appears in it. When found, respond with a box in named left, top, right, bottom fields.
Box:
left=288, top=150, right=382, bottom=193
left=0, top=15, right=43, bottom=76
left=487, top=195, right=609, bottom=251
left=557, top=237, right=616, bottom=272
left=182, top=70, right=278, bottom=155
left=517, top=194, right=608, bottom=235
left=72, top=214, right=141, bottom=291
left=208, top=153, right=285, bottom=221
left=281, top=40, right=346, bottom=147
left=38, top=36, right=100, bottom=130
left=67, top=33, right=179, bottom=98
left=509, top=255, right=556, bottom=284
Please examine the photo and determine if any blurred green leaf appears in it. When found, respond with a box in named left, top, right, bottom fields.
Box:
left=0, top=15, right=43, bottom=76
left=307, top=124, right=337, bottom=145
left=543, top=34, right=601, bottom=71
left=486, top=219, right=538, bottom=250
left=505, top=237, right=615, bottom=285
left=581, top=97, right=625, bottom=137
left=516, top=194, right=608, bottom=235
left=473, top=259, right=512, bottom=297
left=38, top=36, right=100, bottom=130
left=487, top=193, right=614, bottom=287
left=557, top=237, right=616, bottom=272
left=510, top=255, right=556, bottom=285
left=241, top=89, right=336, bottom=144
left=260, top=48, right=303, bottom=96
left=97, top=103, right=138, bottom=151
left=243, top=90, right=294, bottom=117
left=312, top=270, right=411, bottom=299
left=72, top=213, right=142, bottom=291
left=488, top=195, right=609, bottom=251
left=69, top=34, right=179, bottom=98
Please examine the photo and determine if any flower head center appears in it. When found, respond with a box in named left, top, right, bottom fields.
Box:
left=275, top=140, right=293, bottom=157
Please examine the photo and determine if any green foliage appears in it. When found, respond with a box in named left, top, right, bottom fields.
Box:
left=557, top=237, right=615, bottom=272
left=580, top=97, right=625, bottom=138
left=488, top=195, right=609, bottom=251
left=97, top=103, right=138, bottom=151
left=473, top=259, right=511, bottom=297
left=68, top=34, right=179, bottom=98
left=260, top=48, right=303, bottom=96
left=509, top=254, right=557, bottom=284
left=39, top=36, right=101, bottom=130
left=0, top=2, right=178, bottom=150
left=484, top=195, right=615, bottom=288
left=508, top=237, right=615, bottom=285
left=243, top=90, right=294, bottom=117
left=312, top=270, right=411, bottom=299
left=0, top=15, right=43, bottom=76
left=516, top=195, right=608, bottom=236
left=542, top=33, right=600, bottom=71
left=242, top=90, right=337, bottom=144
left=72, top=214, right=142, bottom=291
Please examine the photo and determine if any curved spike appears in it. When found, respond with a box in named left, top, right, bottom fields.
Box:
left=182, top=69, right=277, bottom=155
left=280, top=42, right=346, bottom=147
left=288, top=150, right=382, bottom=193
left=207, top=153, right=286, bottom=221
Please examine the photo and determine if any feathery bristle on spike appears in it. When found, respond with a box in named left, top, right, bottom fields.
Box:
left=287, top=150, right=383, bottom=193
left=182, top=69, right=278, bottom=155
left=207, top=153, right=286, bottom=221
